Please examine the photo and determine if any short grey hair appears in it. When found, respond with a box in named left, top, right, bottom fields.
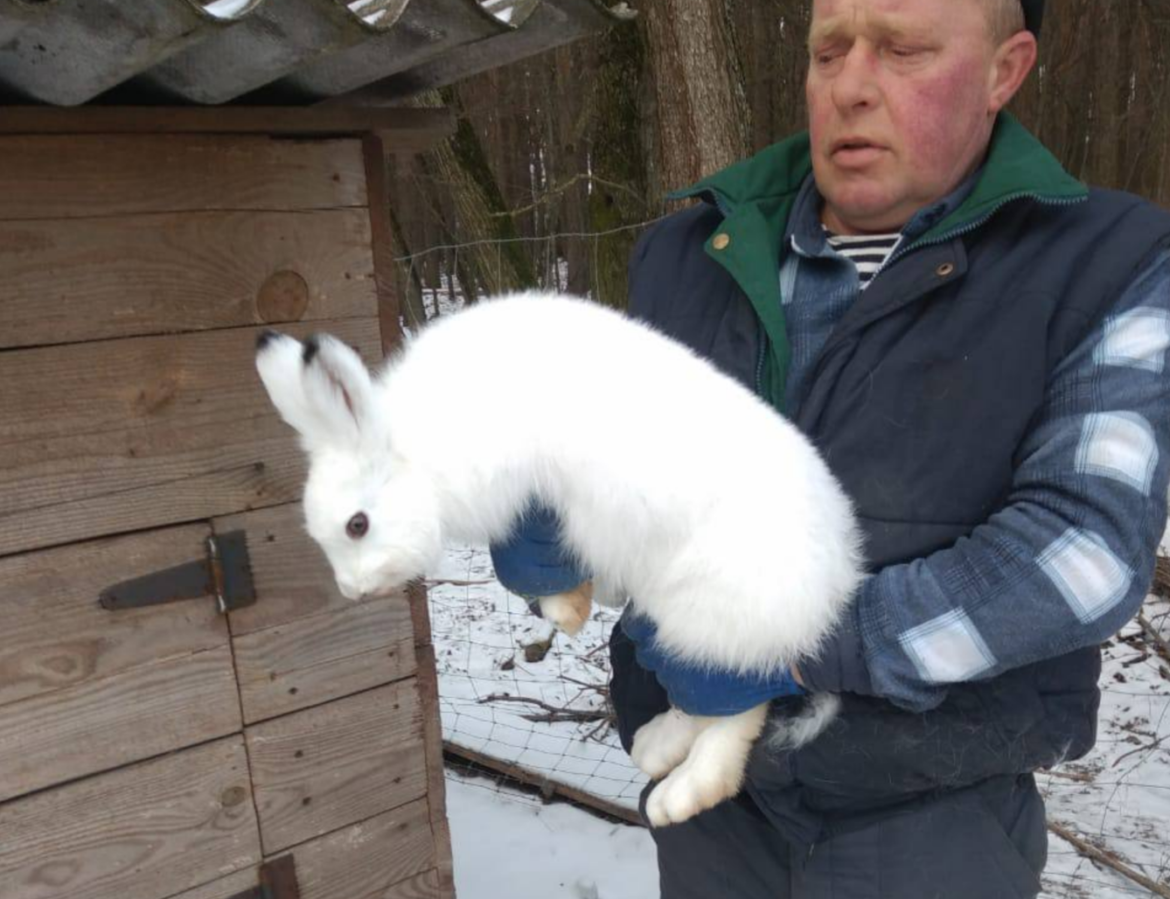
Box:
left=986, top=0, right=1026, bottom=43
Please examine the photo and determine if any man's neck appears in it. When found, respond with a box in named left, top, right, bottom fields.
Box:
left=820, top=207, right=910, bottom=237
left=819, top=167, right=987, bottom=242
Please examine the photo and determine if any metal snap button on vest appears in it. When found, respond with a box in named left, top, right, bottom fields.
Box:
left=712, top=233, right=732, bottom=251
left=936, top=262, right=955, bottom=277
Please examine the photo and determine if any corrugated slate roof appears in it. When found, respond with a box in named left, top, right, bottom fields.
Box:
left=0, top=0, right=635, bottom=106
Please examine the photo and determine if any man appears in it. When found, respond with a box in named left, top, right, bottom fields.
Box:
left=492, top=1, right=1170, bottom=895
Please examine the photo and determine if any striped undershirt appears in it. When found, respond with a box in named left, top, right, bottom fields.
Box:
left=824, top=229, right=902, bottom=289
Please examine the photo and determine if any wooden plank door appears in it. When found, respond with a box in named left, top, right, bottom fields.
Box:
left=0, top=134, right=452, bottom=899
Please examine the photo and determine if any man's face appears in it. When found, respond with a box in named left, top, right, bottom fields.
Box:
left=806, top=0, right=1002, bottom=234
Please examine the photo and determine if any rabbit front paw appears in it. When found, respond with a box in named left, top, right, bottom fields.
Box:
left=631, top=708, right=701, bottom=780
left=644, top=752, right=739, bottom=827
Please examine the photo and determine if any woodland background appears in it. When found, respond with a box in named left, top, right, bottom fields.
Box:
left=386, top=0, right=1170, bottom=320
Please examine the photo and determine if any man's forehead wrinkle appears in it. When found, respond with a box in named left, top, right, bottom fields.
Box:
left=809, top=9, right=923, bottom=47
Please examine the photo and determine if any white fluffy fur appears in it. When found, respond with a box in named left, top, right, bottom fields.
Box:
left=256, top=291, right=864, bottom=825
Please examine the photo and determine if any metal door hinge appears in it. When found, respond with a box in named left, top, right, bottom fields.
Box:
left=227, top=856, right=301, bottom=899
left=100, top=530, right=256, bottom=614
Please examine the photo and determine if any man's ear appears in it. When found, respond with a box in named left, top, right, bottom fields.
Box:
left=255, top=330, right=374, bottom=452
left=988, top=30, right=1038, bottom=115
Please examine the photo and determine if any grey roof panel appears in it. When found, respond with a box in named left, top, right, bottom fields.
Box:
left=0, top=0, right=229, bottom=105
left=357, top=0, right=635, bottom=101
left=0, top=0, right=634, bottom=106
left=0, top=0, right=42, bottom=47
left=275, top=0, right=508, bottom=102
left=137, top=0, right=405, bottom=104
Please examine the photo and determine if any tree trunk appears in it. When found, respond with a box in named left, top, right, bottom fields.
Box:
left=558, top=46, right=593, bottom=297
left=586, top=23, right=649, bottom=310
left=413, top=87, right=538, bottom=300
left=641, top=0, right=752, bottom=201
left=383, top=166, right=430, bottom=330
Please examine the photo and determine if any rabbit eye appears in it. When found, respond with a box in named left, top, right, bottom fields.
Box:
left=346, top=512, right=369, bottom=540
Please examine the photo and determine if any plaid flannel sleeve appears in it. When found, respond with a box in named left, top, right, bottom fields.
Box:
left=801, top=248, right=1170, bottom=712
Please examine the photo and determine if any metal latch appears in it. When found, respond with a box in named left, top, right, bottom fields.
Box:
left=227, top=856, right=301, bottom=899
left=99, top=530, right=256, bottom=614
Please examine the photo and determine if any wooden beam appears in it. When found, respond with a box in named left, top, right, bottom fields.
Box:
left=0, top=645, right=242, bottom=803
left=244, top=682, right=428, bottom=855
left=406, top=582, right=455, bottom=897
left=282, top=799, right=438, bottom=899
left=0, top=736, right=261, bottom=899
left=0, top=319, right=380, bottom=557
left=0, top=134, right=370, bottom=220
left=0, top=107, right=455, bottom=148
left=363, top=132, right=407, bottom=358
left=231, top=592, right=418, bottom=725
left=168, top=869, right=259, bottom=899
left=444, top=742, right=645, bottom=827
left=0, top=208, right=377, bottom=350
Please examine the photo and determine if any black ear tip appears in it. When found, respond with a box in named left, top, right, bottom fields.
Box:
left=302, top=335, right=321, bottom=366
left=256, top=329, right=281, bottom=351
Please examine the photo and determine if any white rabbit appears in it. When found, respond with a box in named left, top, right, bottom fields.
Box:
left=255, top=291, right=864, bottom=827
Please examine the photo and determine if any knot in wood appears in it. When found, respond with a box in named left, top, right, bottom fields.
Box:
left=257, top=271, right=310, bottom=323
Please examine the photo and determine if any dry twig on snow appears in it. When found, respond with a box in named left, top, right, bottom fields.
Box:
left=424, top=577, right=495, bottom=587
left=478, top=692, right=611, bottom=726
left=1111, top=733, right=1170, bottom=769
left=1137, top=611, right=1170, bottom=663
left=1041, top=768, right=1095, bottom=783
left=1048, top=822, right=1170, bottom=898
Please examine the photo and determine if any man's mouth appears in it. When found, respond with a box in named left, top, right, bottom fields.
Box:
left=831, top=139, right=886, bottom=166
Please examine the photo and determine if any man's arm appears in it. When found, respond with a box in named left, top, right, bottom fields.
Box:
left=802, top=249, right=1170, bottom=712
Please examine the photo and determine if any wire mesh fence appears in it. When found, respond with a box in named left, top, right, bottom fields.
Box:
left=428, top=544, right=645, bottom=816
left=389, top=216, right=673, bottom=327
left=394, top=230, right=1170, bottom=899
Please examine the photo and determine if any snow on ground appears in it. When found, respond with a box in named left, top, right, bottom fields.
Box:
left=446, top=767, right=658, bottom=899
left=431, top=543, right=1170, bottom=898
left=1037, top=593, right=1170, bottom=898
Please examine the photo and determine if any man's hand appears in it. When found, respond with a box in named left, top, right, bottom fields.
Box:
left=621, top=610, right=806, bottom=717
left=489, top=502, right=591, bottom=616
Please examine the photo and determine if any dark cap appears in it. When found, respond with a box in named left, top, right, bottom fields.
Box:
left=1020, top=0, right=1044, bottom=37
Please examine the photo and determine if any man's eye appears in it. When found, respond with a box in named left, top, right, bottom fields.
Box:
left=890, top=46, right=923, bottom=58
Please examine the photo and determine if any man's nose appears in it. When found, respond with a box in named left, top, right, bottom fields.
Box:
left=831, top=44, right=881, bottom=112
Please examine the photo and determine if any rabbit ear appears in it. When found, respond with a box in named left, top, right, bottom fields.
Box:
left=255, top=330, right=374, bottom=451
left=300, top=332, right=374, bottom=440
